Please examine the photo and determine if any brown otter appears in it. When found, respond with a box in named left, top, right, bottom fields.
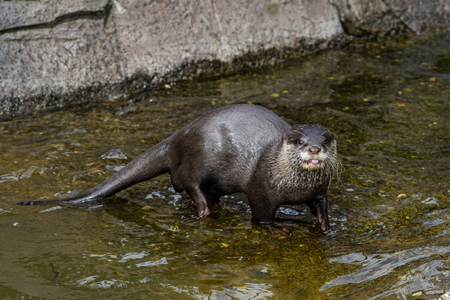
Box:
left=17, top=104, right=340, bottom=234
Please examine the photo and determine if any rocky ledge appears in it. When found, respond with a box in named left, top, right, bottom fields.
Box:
left=1, top=0, right=449, bottom=118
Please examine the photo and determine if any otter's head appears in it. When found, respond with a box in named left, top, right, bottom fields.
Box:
left=282, top=124, right=338, bottom=171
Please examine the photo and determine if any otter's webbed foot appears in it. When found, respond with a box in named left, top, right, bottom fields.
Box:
left=260, top=223, right=290, bottom=235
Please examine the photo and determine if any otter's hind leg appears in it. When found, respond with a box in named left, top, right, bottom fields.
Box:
left=185, top=185, right=213, bottom=218
left=248, top=198, right=289, bottom=235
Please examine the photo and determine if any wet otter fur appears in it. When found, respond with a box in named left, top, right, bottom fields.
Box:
left=17, top=104, right=340, bottom=234
left=248, top=124, right=340, bottom=234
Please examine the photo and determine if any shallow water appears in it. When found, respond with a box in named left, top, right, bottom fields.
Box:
left=1, top=32, right=450, bottom=299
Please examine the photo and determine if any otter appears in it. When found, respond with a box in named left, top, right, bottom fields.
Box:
left=17, top=104, right=340, bottom=234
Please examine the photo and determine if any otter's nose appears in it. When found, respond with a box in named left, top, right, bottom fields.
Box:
left=308, top=146, right=321, bottom=155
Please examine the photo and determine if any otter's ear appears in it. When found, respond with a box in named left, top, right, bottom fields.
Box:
left=282, top=131, right=289, bottom=141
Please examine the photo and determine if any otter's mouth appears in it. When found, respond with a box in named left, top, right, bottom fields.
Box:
left=303, top=159, right=323, bottom=170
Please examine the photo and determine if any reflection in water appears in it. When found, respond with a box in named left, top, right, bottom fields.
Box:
left=38, top=206, right=63, bottom=213
left=161, top=282, right=274, bottom=300
left=135, top=257, right=168, bottom=267
left=322, top=246, right=450, bottom=298
left=368, top=260, right=448, bottom=300
left=209, top=283, right=273, bottom=300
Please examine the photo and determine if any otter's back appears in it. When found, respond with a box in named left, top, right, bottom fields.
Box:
left=170, top=104, right=291, bottom=193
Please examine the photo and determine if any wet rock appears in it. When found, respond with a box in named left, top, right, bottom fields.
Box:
left=58, top=129, right=87, bottom=136
left=278, top=207, right=301, bottom=216
left=105, top=165, right=125, bottom=172
left=422, top=197, right=439, bottom=205
left=145, top=191, right=165, bottom=200
left=101, top=148, right=127, bottom=159
left=20, top=166, right=39, bottom=179
left=115, top=104, right=137, bottom=116
left=0, top=172, right=21, bottom=183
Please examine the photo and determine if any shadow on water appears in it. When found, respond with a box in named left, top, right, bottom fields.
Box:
left=1, top=32, right=450, bottom=299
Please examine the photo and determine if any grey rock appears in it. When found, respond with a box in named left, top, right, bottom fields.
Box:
left=0, top=0, right=450, bottom=118
left=0, top=1, right=108, bottom=31
left=101, top=148, right=127, bottom=160
left=330, top=0, right=450, bottom=35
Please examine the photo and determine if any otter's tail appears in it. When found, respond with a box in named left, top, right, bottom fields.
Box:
left=17, top=141, right=171, bottom=206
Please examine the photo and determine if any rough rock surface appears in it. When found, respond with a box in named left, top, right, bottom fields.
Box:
left=330, top=0, right=450, bottom=35
left=0, top=0, right=449, bottom=118
left=113, top=0, right=343, bottom=85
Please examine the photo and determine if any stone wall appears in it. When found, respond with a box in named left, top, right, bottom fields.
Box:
left=1, top=0, right=449, bottom=118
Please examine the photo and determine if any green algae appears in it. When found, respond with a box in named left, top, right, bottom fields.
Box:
left=1, top=32, right=450, bottom=299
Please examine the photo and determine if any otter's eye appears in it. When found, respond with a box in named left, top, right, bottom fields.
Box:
left=298, top=140, right=304, bottom=145
left=322, top=140, right=328, bottom=146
